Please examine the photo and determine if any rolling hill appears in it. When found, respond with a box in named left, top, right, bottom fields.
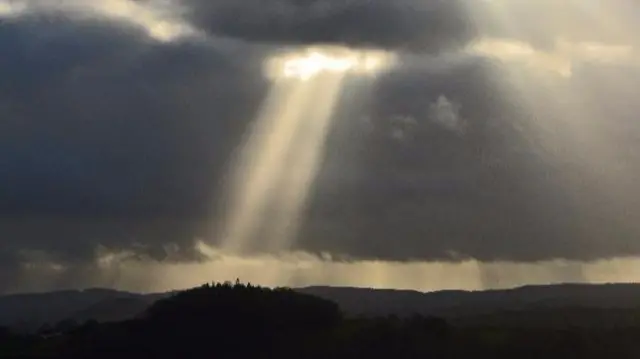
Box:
left=3, top=283, right=640, bottom=332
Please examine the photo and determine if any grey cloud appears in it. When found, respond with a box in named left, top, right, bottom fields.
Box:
left=181, top=0, right=640, bottom=53
left=1, top=1, right=640, bottom=293
left=182, top=0, right=478, bottom=52
left=0, top=14, right=269, bottom=270
left=294, top=57, right=640, bottom=262
left=428, top=95, right=466, bottom=134
left=473, top=0, right=640, bottom=49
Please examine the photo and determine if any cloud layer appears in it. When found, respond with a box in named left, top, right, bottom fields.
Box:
left=1, top=0, right=640, bottom=292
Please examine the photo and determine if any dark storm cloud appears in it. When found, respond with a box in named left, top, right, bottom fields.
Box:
left=182, top=0, right=478, bottom=52
left=0, top=13, right=269, bottom=270
left=2, top=0, right=640, bottom=293
left=181, top=0, right=640, bottom=52
left=295, top=57, right=640, bottom=262
left=0, top=253, right=20, bottom=293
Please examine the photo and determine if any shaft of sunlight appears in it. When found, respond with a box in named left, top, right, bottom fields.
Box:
left=218, top=80, right=317, bottom=253
left=217, top=46, right=395, bottom=257
left=263, top=74, right=345, bottom=253
left=465, top=0, right=640, bottom=241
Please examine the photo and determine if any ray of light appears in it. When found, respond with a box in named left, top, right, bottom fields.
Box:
left=218, top=80, right=318, bottom=253
left=478, top=0, right=620, bottom=43
left=468, top=0, right=637, bottom=172
left=473, top=0, right=638, bottom=74
left=216, top=46, right=395, bottom=259
left=562, top=0, right=638, bottom=46
left=263, top=73, right=345, bottom=252
left=464, top=0, right=640, bottom=246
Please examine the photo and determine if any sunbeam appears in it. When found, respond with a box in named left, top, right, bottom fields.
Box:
left=216, top=46, right=395, bottom=256
left=217, top=80, right=317, bottom=254
left=465, top=0, right=640, bottom=254
left=263, top=73, right=345, bottom=252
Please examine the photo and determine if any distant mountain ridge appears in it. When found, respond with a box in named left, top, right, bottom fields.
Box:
left=0, top=288, right=168, bottom=332
left=299, top=283, right=640, bottom=317
left=2, top=283, right=640, bottom=331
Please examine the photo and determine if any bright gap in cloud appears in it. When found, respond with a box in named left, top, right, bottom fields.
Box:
left=0, top=1, right=27, bottom=17
left=265, top=46, right=396, bottom=81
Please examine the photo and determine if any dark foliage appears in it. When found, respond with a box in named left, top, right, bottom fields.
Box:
left=3, top=282, right=640, bottom=358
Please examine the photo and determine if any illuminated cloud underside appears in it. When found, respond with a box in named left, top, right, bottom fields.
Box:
left=14, top=245, right=640, bottom=294
left=0, top=0, right=196, bottom=41
left=469, top=37, right=636, bottom=77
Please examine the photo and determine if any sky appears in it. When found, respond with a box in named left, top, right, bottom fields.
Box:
left=1, top=0, right=640, bottom=294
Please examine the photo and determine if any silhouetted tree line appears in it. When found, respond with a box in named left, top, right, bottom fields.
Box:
left=3, top=281, right=640, bottom=358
